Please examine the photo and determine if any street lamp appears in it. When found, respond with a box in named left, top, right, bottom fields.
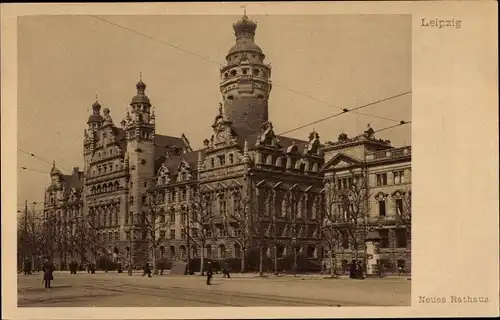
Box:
left=292, top=236, right=297, bottom=277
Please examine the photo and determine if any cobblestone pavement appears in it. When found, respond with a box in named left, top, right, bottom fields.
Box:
left=17, top=272, right=411, bottom=307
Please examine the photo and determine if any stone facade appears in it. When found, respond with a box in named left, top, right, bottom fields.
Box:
left=42, top=13, right=411, bottom=273
left=321, top=126, right=412, bottom=274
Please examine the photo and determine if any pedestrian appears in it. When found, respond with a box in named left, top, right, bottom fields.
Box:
left=42, top=259, right=54, bottom=289
left=142, top=261, right=151, bottom=278
left=206, top=261, right=213, bottom=285
left=91, top=262, right=96, bottom=274
left=222, top=260, right=230, bottom=279
left=356, top=260, right=364, bottom=279
left=349, top=259, right=356, bottom=279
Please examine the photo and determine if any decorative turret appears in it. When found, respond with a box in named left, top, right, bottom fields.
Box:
left=124, top=75, right=155, bottom=142
left=220, top=11, right=272, bottom=132
left=87, top=96, right=104, bottom=128
left=129, top=74, right=152, bottom=124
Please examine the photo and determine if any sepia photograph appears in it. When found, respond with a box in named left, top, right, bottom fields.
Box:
left=2, top=1, right=498, bottom=319
left=16, top=12, right=412, bottom=307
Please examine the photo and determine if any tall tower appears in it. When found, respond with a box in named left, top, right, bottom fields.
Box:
left=124, top=77, right=156, bottom=264
left=83, top=99, right=103, bottom=174
left=220, top=12, right=272, bottom=133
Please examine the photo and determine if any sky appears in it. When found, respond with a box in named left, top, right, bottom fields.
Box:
left=17, top=14, right=411, bottom=208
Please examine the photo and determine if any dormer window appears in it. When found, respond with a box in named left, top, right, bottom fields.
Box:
left=218, top=155, right=225, bottom=166
left=253, top=69, right=260, bottom=76
left=242, top=68, right=248, bottom=75
left=229, top=154, right=234, bottom=165
left=230, top=70, right=237, bottom=76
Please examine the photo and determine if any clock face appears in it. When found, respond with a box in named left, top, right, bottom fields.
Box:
left=216, top=131, right=225, bottom=142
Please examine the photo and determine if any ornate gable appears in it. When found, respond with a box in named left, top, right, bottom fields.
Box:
left=156, top=162, right=171, bottom=186
left=176, top=158, right=193, bottom=182
left=255, top=121, right=280, bottom=149
left=320, top=152, right=362, bottom=172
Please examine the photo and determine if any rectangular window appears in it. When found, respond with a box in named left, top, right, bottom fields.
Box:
left=170, top=229, right=176, bottom=239
left=114, top=232, right=119, bottom=241
left=379, top=229, right=389, bottom=248
left=170, top=211, right=175, bottom=223
left=211, top=158, right=215, bottom=168
left=218, top=155, right=225, bottom=166
left=378, top=200, right=386, bottom=216
left=376, top=173, right=388, bottom=186
left=160, top=230, right=166, bottom=239
left=229, top=154, right=234, bottom=164
left=126, top=231, right=130, bottom=240
left=220, top=226, right=226, bottom=237
left=393, top=170, right=405, bottom=184
left=395, top=228, right=407, bottom=248
left=144, top=181, right=148, bottom=188
left=396, top=199, right=404, bottom=215
left=142, top=195, right=147, bottom=205
left=181, top=228, right=186, bottom=239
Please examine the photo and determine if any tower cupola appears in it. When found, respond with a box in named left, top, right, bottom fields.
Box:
left=87, top=96, right=104, bottom=127
left=220, top=11, right=272, bottom=132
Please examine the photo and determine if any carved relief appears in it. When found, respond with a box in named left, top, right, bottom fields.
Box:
left=156, top=163, right=171, bottom=186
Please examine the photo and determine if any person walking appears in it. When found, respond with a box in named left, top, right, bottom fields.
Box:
left=142, top=261, right=151, bottom=278
left=356, top=260, right=364, bottom=279
left=206, top=261, right=213, bottom=285
left=42, top=259, right=54, bottom=289
left=349, top=259, right=356, bottom=279
left=222, top=260, right=231, bottom=279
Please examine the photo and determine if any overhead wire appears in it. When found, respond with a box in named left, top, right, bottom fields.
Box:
left=278, top=91, right=411, bottom=136
left=89, top=15, right=409, bottom=124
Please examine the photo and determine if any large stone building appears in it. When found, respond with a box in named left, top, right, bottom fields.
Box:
left=42, top=13, right=411, bottom=273
left=321, top=126, right=411, bottom=273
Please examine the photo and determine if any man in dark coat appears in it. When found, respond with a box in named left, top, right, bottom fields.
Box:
left=349, top=259, right=356, bottom=279
left=356, top=260, right=364, bottom=279
left=206, top=261, right=213, bottom=285
left=143, top=262, right=151, bottom=278
left=222, top=260, right=231, bottom=279
left=43, top=259, right=54, bottom=289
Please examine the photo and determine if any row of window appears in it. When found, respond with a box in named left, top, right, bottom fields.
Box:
left=90, top=181, right=121, bottom=195
left=376, top=170, right=406, bottom=186
left=209, top=153, right=236, bottom=168
left=223, top=67, right=266, bottom=79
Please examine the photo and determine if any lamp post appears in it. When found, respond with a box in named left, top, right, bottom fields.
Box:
left=292, top=236, right=297, bottom=277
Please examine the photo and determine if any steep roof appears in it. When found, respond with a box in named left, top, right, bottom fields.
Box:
left=232, top=126, right=308, bottom=153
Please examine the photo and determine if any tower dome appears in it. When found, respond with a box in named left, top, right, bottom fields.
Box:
left=87, top=98, right=104, bottom=124
left=130, top=78, right=151, bottom=105
left=233, top=13, right=257, bottom=37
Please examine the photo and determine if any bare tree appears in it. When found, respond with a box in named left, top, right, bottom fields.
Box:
left=339, top=173, right=371, bottom=262
left=320, top=183, right=344, bottom=277
left=188, top=193, right=217, bottom=275
left=400, top=189, right=412, bottom=241
left=142, top=191, right=169, bottom=273
left=17, top=210, right=44, bottom=270
left=236, top=190, right=272, bottom=277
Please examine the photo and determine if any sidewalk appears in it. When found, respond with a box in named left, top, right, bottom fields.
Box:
left=52, top=270, right=410, bottom=280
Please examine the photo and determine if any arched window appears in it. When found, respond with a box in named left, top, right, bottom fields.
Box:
left=205, top=244, right=212, bottom=259
left=234, top=243, right=241, bottom=259
left=306, top=245, right=316, bottom=259
left=169, top=245, right=176, bottom=260
left=180, top=245, right=186, bottom=259
left=218, top=244, right=226, bottom=259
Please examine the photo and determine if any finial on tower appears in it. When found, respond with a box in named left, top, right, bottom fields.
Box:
left=140, top=72, right=142, bottom=81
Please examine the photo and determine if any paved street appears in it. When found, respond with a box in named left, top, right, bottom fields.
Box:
left=18, top=272, right=410, bottom=307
